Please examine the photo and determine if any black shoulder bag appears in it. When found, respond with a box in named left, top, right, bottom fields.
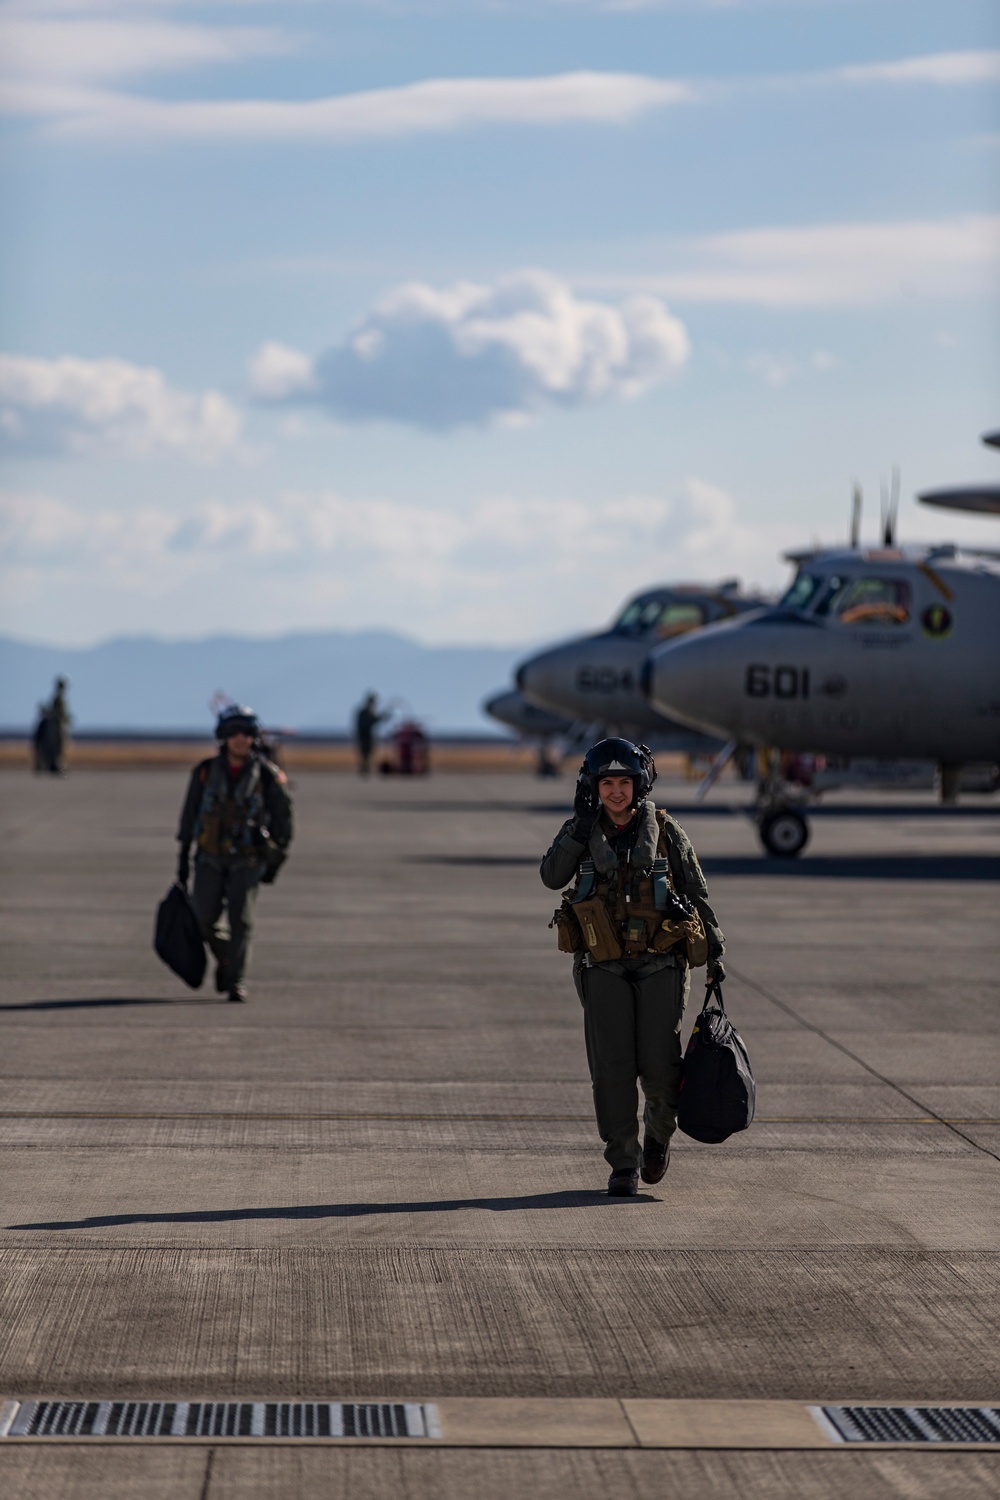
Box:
left=154, top=883, right=207, bottom=989
left=677, top=978, right=755, bottom=1143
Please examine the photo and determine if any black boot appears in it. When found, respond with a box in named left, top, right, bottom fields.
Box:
left=640, top=1134, right=670, bottom=1185
left=228, top=985, right=247, bottom=1003
left=607, top=1169, right=639, bottom=1197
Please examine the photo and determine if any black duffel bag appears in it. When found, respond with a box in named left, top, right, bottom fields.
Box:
left=154, top=882, right=206, bottom=989
left=678, top=979, right=755, bottom=1143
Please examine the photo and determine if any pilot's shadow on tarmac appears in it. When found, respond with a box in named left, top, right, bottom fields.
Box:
left=11, top=1191, right=657, bottom=1231
left=700, top=854, right=1000, bottom=880
left=0, top=998, right=209, bottom=1013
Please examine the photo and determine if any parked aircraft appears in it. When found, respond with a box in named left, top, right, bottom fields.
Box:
left=917, top=430, right=1000, bottom=515
left=512, top=582, right=770, bottom=747
left=642, top=461, right=1000, bottom=854
left=482, top=688, right=575, bottom=740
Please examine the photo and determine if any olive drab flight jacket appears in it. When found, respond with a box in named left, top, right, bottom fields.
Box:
left=540, top=801, right=724, bottom=967
left=177, top=752, right=293, bottom=870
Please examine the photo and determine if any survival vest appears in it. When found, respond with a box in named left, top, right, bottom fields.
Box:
left=193, top=755, right=271, bottom=862
left=551, top=809, right=708, bottom=965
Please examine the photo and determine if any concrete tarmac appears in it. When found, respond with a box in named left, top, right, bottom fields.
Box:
left=1, top=768, right=998, bottom=1498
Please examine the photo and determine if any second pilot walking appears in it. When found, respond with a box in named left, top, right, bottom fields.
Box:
left=176, top=705, right=293, bottom=1003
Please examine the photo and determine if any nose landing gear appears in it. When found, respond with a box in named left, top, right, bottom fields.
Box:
left=758, top=806, right=810, bottom=858
left=753, top=747, right=812, bottom=857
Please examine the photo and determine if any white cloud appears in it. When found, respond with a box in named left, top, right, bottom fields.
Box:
left=249, top=270, right=690, bottom=427
left=0, top=479, right=793, bottom=644
left=576, top=215, right=1000, bottom=307
left=0, top=353, right=243, bottom=458
left=0, top=489, right=179, bottom=565
left=744, top=352, right=801, bottom=387
left=0, top=17, right=288, bottom=83
left=247, top=342, right=317, bottom=401
left=9, top=473, right=1000, bottom=646
left=837, top=50, right=1000, bottom=87
left=2, top=37, right=996, bottom=139
left=0, top=482, right=729, bottom=582
left=741, top=348, right=839, bottom=385
left=33, top=69, right=694, bottom=140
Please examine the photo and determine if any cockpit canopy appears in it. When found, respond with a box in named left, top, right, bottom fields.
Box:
left=611, top=593, right=708, bottom=641
left=779, top=571, right=911, bottom=627
left=605, top=579, right=746, bottom=639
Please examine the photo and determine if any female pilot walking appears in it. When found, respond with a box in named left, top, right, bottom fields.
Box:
left=541, top=739, right=725, bottom=1196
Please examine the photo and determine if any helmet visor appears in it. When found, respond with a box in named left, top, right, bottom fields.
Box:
left=219, top=717, right=258, bottom=740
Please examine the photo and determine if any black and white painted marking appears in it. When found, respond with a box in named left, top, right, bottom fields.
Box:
left=814, top=1406, right=1000, bottom=1444
left=0, top=1400, right=440, bottom=1440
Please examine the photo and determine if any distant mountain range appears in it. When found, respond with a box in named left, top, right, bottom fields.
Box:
left=0, top=630, right=530, bottom=734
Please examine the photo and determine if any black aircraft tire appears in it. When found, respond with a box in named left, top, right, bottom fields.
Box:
left=759, top=808, right=810, bottom=858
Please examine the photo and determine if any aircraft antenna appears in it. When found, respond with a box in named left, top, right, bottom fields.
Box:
left=880, top=468, right=900, bottom=546
left=886, top=465, right=900, bottom=545
left=850, top=482, right=862, bottom=548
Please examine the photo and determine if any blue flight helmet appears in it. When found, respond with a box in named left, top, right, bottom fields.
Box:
left=580, top=737, right=656, bottom=811
left=215, top=704, right=261, bottom=743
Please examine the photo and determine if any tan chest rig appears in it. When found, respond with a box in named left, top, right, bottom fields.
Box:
left=194, top=756, right=266, bottom=864
left=550, top=816, right=708, bottom=967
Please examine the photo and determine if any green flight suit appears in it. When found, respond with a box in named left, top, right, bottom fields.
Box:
left=574, top=955, right=689, bottom=1172
left=177, top=751, right=293, bottom=990
left=541, top=802, right=724, bottom=1172
left=190, top=861, right=261, bottom=992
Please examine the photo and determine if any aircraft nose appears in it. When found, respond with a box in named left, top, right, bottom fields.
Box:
left=643, top=632, right=741, bottom=739
left=483, top=689, right=511, bottom=718
left=515, top=645, right=572, bottom=712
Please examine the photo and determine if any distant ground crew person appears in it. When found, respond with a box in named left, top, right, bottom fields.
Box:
left=32, top=676, right=70, bottom=774
left=354, top=692, right=389, bottom=776
left=176, top=705, right=293, bottom=1003
left=541, top=738, right=725, bottom=1196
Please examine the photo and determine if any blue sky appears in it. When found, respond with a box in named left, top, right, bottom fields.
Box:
left=1, top=0, right=998, bottom=648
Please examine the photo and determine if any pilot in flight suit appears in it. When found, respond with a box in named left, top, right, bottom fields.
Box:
left=541, top=738, right=724, bottom=1196
left=176, top=705, right=293, bottom=1003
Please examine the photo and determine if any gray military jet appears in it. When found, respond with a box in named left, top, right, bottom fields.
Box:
left=513, top=581, right=770, bottom=748
left=641, top=448, right=1000, bottom=854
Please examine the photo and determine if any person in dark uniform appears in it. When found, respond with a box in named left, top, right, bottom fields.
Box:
left=33, top=677, right=70, bottom=774
left=354, top=692, right=389, bottom=776
left=541, top=738, right=725, bottom=1196
left=176, top=705, right=293, bottom=1003
left=31, top=705, right=48, bottom=773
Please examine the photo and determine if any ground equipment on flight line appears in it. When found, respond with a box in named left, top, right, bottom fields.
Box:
left=677, top=979, right=756, bottom=1144
left=154, top=883, right=207, bottom=989
left=378, top=718, right=430, bottom=775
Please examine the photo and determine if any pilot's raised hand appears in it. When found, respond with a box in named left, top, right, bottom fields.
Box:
left=571, top=777, right=600, bottom=843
